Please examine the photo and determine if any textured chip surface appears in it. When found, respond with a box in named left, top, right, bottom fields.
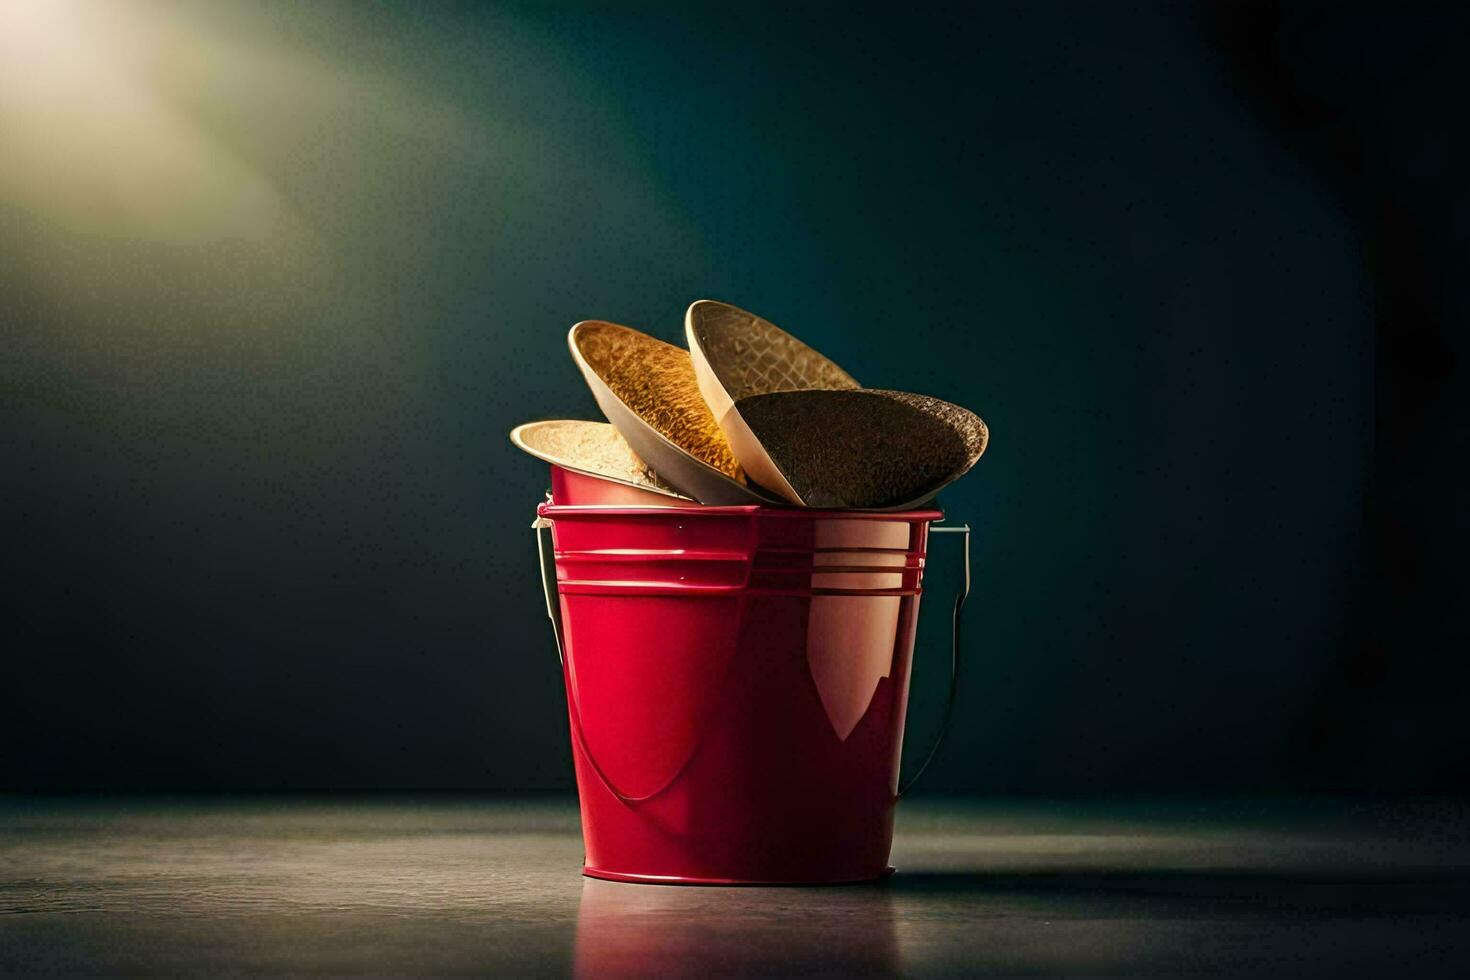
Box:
left=689, top=301, right=859, bottom=401
left=880, top=389, right=989, bottom=462
left=734, top=389, right=986, bottom=508
left=574, top=322, right=744, bottom=480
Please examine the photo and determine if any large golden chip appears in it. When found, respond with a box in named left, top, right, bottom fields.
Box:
left=571, top=321, right=744, bottom=482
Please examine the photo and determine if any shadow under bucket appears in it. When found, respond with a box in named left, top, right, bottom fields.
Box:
left=533, top=476, right=968, bottom=885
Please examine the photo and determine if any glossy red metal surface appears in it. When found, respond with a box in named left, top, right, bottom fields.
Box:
left=538, top=491, right=942, bottom=884
left=549, top=465, right=700, bottom=507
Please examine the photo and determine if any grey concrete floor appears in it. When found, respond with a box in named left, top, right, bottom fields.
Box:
left=2, top=796, right=1469, bottom=975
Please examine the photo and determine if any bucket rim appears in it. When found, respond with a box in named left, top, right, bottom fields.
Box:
left=537, top=502, right=945, bottom=521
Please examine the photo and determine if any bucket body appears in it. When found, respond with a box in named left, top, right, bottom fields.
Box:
left=538, top=492, right=943, bottom=884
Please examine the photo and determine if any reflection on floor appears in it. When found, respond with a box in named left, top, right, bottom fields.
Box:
left=2, top=797, right=1468, bottom=975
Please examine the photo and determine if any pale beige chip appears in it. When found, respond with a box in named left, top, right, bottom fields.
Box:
left=509, top=419, right=688, bottom=500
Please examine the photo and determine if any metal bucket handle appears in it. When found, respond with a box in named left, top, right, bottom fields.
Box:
left=899, top=523, right=969, bottom=796
left=533, top=515, right=705, bottom=803
left=532, top=515, right=969, bottom=801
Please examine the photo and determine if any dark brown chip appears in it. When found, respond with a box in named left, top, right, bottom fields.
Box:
left=734, top=389, right=981, bottom=508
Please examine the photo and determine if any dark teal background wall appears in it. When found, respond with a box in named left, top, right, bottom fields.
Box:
left=3, top=1, right=1465, bottom=791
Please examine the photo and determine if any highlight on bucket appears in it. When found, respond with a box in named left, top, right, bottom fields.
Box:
left=511, top=300, right=986, bottom=884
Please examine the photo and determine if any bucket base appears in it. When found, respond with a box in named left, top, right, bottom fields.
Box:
left=582, top=865, right=897, bottom=887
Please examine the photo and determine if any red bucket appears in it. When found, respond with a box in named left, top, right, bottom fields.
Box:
left=533, top=478, right=968, bottom=885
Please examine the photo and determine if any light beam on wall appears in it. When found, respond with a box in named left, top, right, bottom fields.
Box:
left=0, top=0, right=282, bottom=243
